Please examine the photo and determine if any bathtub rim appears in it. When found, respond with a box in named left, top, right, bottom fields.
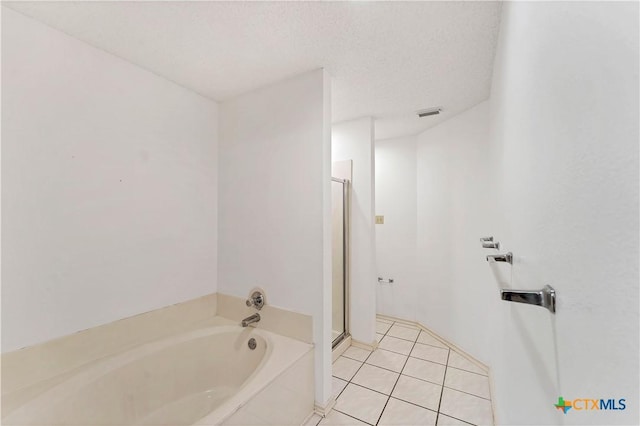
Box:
left=2, top=324, right=313, bottom=426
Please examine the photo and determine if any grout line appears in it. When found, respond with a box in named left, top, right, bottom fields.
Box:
left=416, top=330, right=451, bottom=349
left=364, top=347, right=482, bottom=377
left=380, top=333, right=418, bottom=344
left=332, top=377, right=348, bottom=400
left=400, top=371, right=445, bottom=388
left=334, top=362, right=491, bottom=402
left=341, top=353, right=370, bottom=363
left=374, top=326, right=419, bottom=426
left=341, top=381, right=391, bottom=398
left=333, top=408, right=375, bottom=426
left=330, top=321, right=394, bottom=425
left=362, top=360, right=408, bottom=375
left=446, top=363, right=489, bottom=377
left=442, top=385, right=492, bottom=401
left=384, top=333, right=420, bottom=342
left=379, top=314, right=490, bottom=375
left=396, top=370, right=491, bottom=401
left=371, top=345, right=413, bottom=358
left=434, top=348, right=451, bottom=426
left=375, top=316, right=492, bottom=425
left=408, top=354, right=448, bottom=366
left=416, top=341, right=451, bottom=350
left=386, top=395, right=438, bottom=413
left=388, top=322, right=420, bottom=330
left=436, top=412, right=477, bottom=426
left=336, top=322, right=486, bottom=425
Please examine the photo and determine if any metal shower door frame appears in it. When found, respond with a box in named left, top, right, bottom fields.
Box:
left=331, top=177, right=350, bottom=348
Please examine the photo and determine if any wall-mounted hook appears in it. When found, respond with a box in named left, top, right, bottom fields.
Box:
left=482, top=241, right=500, bottom=249
left=487, top=252, right=513, bottom=264
left=501, top=285, right=556, bottom=314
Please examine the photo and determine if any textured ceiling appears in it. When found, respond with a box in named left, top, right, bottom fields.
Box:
left=4, top=1, right=502, bottom=140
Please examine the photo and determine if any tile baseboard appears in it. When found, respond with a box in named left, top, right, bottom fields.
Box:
left=375, top=314, right=489, bottom=374
left=332, top=335, right=352, bottom=362
left=351, top=338, right=379, bottom=352
left=314, top=396, right=336, bottom=417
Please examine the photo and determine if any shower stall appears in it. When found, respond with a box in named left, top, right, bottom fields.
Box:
left=331, top=177, right=350, bottom=348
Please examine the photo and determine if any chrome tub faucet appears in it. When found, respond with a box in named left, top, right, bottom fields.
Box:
left=241, top=313, right=261, bottom=327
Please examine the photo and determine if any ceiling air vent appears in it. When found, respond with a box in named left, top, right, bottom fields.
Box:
left=417, top=107, right=442, bottom=118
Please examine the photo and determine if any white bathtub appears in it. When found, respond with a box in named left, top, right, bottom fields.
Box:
left=3, top=325, right=314, bottom=425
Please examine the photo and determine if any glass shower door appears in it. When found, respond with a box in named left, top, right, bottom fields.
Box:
left=331, top=178, right=349, bottom=347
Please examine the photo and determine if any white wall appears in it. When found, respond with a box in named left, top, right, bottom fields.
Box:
left=332, top=118, right=377, bottom=345
left=374, top=136, right=417, bottom=321
left=414, top=102, right=495, bottom=363
left=489, top=3, right=639, bottom=424
left=375, top=104, right=494, bottom=358
left=375, top=2, right=639, bottom=425
left=1, top=8, right=219, bottom=353
left=218, top=69, right=332, bottom=407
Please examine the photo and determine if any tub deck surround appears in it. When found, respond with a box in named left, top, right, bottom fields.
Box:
left=2, top=293, right=219, bottom=408
left=217, top=293, right=314, bottom=343
left=2, top=293, right=316, bottom=425
left=3, top=323, right=314, bottom=425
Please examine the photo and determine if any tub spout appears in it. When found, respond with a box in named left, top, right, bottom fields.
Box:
left=241, top=313, right=261, bottom=327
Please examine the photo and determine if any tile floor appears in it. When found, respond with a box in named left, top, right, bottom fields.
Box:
left=306, top=317, right=494, bottom=426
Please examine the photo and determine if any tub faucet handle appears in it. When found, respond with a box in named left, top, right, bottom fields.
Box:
left=246, top=291, right=265, bottom=310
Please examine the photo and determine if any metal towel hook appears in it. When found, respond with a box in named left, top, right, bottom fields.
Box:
left=501, top=285, right=556, bottom=314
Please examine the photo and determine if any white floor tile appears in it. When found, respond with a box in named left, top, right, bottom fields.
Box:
left=333, top=356, right=363, bottom=381
left=378, top=397, right=437, bottom=426
left=417, top=331, right=449, bottom=349
left=334, top=384, right=388, bottom=425
left=386, top=324, right=420, bottom=341
left=304, top=413, right=323, bottom=426
left=376, top=321, right=392, bottom=334
left=391, top=375, right=442, bottom=411
left=319, top=409, right=369, bottom=425
left=439, top=387, right=494, bottom=425
left=447, top=351, right=487, bottom=375
left=333, top=376, right=348, bottom=398
left=436, top=414, right=472, bottom=425
left=366, top=349, right=408, bottom=373
left=378, top=335, right=414, bottom=355
left=444, top=367, right=491, bottom=399
left=343, top=346, right=372, bottom=362
left=410, top=342, right=449, bottom=365
left=402, top=357, right=446, bottom=385
left=351, top=363, right=399, bottom=395
left=376, top=333, right=384, bottom=342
